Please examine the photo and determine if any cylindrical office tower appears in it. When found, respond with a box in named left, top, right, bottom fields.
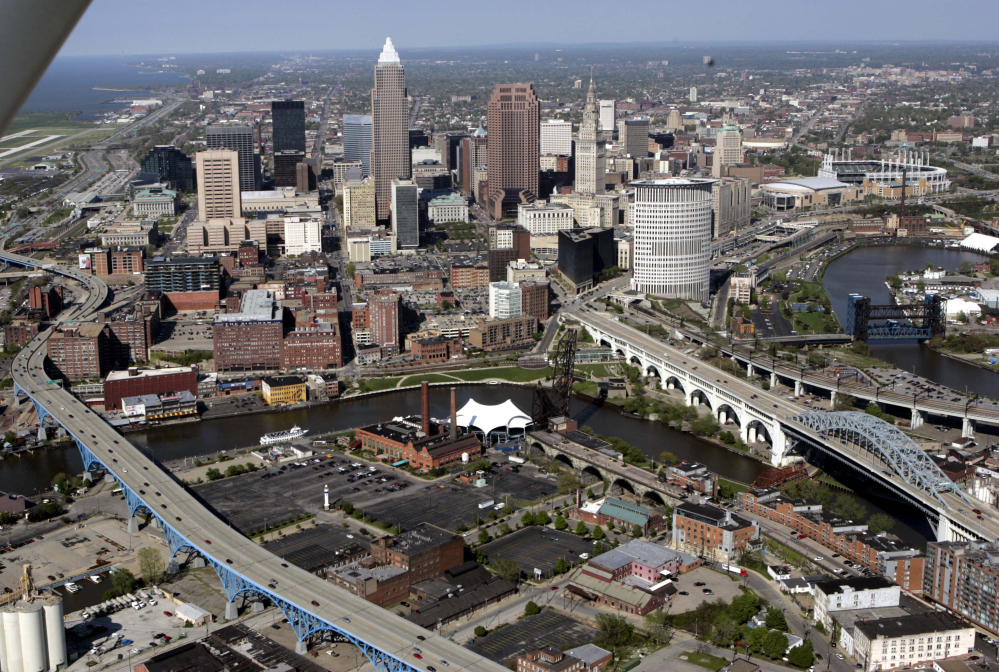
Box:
left=630, top=178, right=715, bottom=302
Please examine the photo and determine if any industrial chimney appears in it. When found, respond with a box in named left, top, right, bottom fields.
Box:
left=421, top=381, right=430, bottom=436
left=450, top=387, right=457, bottom=440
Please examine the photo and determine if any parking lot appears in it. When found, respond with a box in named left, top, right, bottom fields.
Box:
left=667, top=566, right=747, bottom=613
left=262, top=524, right=371, bottom=566
left=480, top=527, right=594, bottom=579
left=466, top=610, right=597, bottom=664
left=151, top=318, right=215, bottom=354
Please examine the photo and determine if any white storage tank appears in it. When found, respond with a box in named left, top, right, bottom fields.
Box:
left=17, top=602, right=47, bottom=672
left=2, top=609, right=23, bottom=672
left=0, top=608, right=9, bottom=672
left=42, top=601, right=65, bottom=670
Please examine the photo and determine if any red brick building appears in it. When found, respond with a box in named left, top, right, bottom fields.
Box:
left=371, top=523, right=464, bottom=584
left=103, top=366, right=199, bottom=410
left=369, top=293, right=400, bottom=348
left=29, top=285, right=63, bottom=319
left=519, top=280, right=550, bottom=321
left=450, top=264, right=490, bottom=289
left=47, top=324, right=108, bottom=381
left=212, top=290, right=285, bottom=372
left=281, top=322, right=342, bottom=370
left=411, top=336, right=462, bottom=362
left=4, top=320, right=39, bottom=348
left=672, top=501, right=759, bottom=562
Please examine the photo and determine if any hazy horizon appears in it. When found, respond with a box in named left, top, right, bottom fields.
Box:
left=56, top=0, right=999, bottom=57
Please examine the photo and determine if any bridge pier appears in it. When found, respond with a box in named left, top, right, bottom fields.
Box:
left=251, top=601, right=265, bottom=613
left=82, top=471, right=93, bottom=484
left=770, top=372, right=777, bottom=388
left=667, top=381, right=675, bottom=390
left=794, top=381, right=804, bottom=397
left=771, top=431, right=790, bottom=467
left=829, top=390, right=837, bottom=410
left=192, top=557, right=206, bottom=569
left=748, top=426, right=757, bottom=443
left=105, top=473, right=115, bottom=484
left=37, top=425, right=47, bottom=443
left=127, top=516, right=139, bottom=535
left=225, top=601, right=239, bottom=620
left=747, top=363, right=755, bottom=378
left=295, top=641, right=309, bottom=655
left=718, top=409, right=727, bottom=424
left=166, top=560, right=180, bottom=575
left=962, top=418, right=976, bottom=438
left=911, top=409, right=925, bottom=430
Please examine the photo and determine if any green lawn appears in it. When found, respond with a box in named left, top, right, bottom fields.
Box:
left=3, top=113, right=94, bottom=136
left=448, top=367, right=552, bottom=382
left=718, top=478, right=748, bottom=495
left=576, top=363, right=618, bottom=378
left=572, top=381, right=600, bottom=397
left=361, top=377, right=401, bottom=392
left=678, top=651, right=728, bottom=671
left=793, top=311, right=840, bottom=334
left=399, top=373, right=459, bottom=387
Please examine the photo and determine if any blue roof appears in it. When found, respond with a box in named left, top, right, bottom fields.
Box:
left=598, top=498, right=654, bottom=527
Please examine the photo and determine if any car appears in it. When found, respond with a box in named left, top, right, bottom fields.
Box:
left=551, top=586, right=559, bottom=591
left=311, top=600, right=319, bottom=606
left=428, top=667, right=437, bottom=672
left=694, top=581, right=706, bottom=586
left=679, top=591, right=689, bottom=596
left=225, top=559, right=232, bottom=565
left=973, top=509, right=983, bottom=515
left=163, top=611, right=172, bottom=617
left=814, top=557, right=823, bottom=562
left=205, top=540, right=211, bottom=545
left=797, top=534, right=807, bottom=539
left=439, top=661, right=449, bottom=667
left=417, top=635, right=426, bottom=641
left=836, top=654, right=844, bottom=660
left=703, top=589, right=714, bottom=595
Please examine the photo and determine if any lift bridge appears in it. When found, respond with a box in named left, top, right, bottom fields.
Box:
left=846, top=293, right=944, bottom=342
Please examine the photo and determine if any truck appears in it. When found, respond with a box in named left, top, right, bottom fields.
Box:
left=508, top=456, right=526, bottom=465
left=722, top=563, right=748, bottom=578
left=478, top=500, right=495, bottom=509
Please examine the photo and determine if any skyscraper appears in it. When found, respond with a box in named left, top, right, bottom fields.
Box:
left=619, top=117, right=650, bottom=160
left=712, top=122, right=744, bottom=177
left=575, top=78, right=606, bottom=196
left=371, top=38, right=411, bottom=223
left=630, top=178, right=714, bottom=302
left=391, top=178, right=419, bottom=248
left=273, top=150, right=306, bottom=188
left=140, top=145, right=194, bottom=192
left=272, top=100, right=306, bottom=153
left=486, top=83, right=540, bottom=220
left=459, top=127, right=488, bottom=198
left=667, top=109, right=683, bottom=133
left=206, top=125, right=258, bottom=192
left=689, top=87, right=698, bottom=103
left=540, top=120, right=572, bottom=156
left=195, top=150, right=241, bottom=219
left=599, top=100, right=616, bottom=133
left=343, top=114, right=373, bottom=176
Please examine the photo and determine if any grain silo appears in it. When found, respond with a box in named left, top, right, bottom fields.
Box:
left=0, top=565, right=66, bottom=672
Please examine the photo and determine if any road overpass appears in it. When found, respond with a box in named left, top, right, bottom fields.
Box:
left=570, top=309, right=999, bottom=542
left=6, top=260, right=505, bottom=672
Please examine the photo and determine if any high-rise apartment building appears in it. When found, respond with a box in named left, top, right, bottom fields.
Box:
left=924, top=541, right=999, bottom=634
left=284, top=216, right=322, bottom=255
left=343, top=177, right=376, bottom=229
left=619, top=117, right=650, bottom=160
left=488, top=282, right=522, bottom=319
left=369, top=293, right=400, bottom=348
left=371, top=38, right=411, bottom=223
left=575, top=79, right=606, bottom=196
left=206, top=125, right=258, bottom=192
left=711, top=177, right=751, bottom=238
left=712, top=123, right=744, bottom=177
left=486, top=83, right=540, bottom=219
left=140, top=145, right=194, bottom=192
left=391, top=178, right=419, bottom=248
left=540, top=120, right=572, bottom=156
left=343, top=115, right=373, bottom=177
left=630, top=178, right=714, bottom=302
left=272, top=100, right=306, bottom=154
left=196, top=150, right=241, bottom=219
left=459, top=127, right=488, bottom=198
left=599, top=100, right=616, bottom=133
left=689, top=87, right=698, bottom=103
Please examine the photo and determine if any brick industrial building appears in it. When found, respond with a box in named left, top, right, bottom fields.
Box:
left=103, top=366, right=200, bottom=410
left=212, top=290, right=285, bottom=372
left=144, top=257, right=222, bottom=312
left=671, top=501, right=759, bottom=562
left=469, top=315, right=537, bottom=351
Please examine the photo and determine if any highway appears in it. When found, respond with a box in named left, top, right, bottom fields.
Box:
left=5, top=257, right=505, bottom=672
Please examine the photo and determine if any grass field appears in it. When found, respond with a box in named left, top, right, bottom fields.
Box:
left=792, top=310, right=840, bottom=334
left=3, top=113, right=94, bottom=136
left=361, top=377, right=401, bottom=392
left=678, top=651, right=728, bottom=671
left=448, top=367, right=552, bottom=382
left=399, top=373, right=459, bottom=387
left=576, top=363, right=620, bottom=378
left=719, top=478, right=748, bottom=496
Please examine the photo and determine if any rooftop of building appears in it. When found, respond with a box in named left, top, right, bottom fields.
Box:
left=334, top=562, right=407, bottom=584
left=384, top=523, right=457, bottom=557
left=670, top=461, right=710, bottom=474
left=263, top=375, right=307, bottom=388
left=105, top=366, right=196, bottom=382
left=854, top=612, right=966, bottom=640
left=214, top=289, right=280, bottom=323
left=675, top=501, right=754, bottom=530
left=590, top=539, right=694, bottom=571
left=563, top=645, right=612, bottom=667
left=813, top=576, right=897, bottom=595
left=148, top=256, right=219, bottom=267
left=630, top=177, right=716, bottom=188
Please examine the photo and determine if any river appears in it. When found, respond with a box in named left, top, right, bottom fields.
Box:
left=822, top=244, right=998, bottom=397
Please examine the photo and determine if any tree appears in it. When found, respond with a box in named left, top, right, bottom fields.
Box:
left=441, top=300, right=453, bottom=311
left=491, top=558, right=521, bottom=582
left=659, top=451, right=680, bottom=466
left=534, top=510, right=551, bottom=526
left=111, top=568, right=136, bottom=597
left=554, top=515, right=568, bottom=531
left=591, top=525, right=605, bottom=540
left=631, top=524, right=642, bottom=538
left=524, top=601, right=541, bottom=616
left=554, top=558, right=569, bottom=574
left=595, top=613, right=634, bottom=649
left=787, top=640, right=815, bottom=669
left=575, top=521, right=589, bottom=536
left=473, top=626, right=487, bottom=638
left=867, top=512, right=895, bottom=535
left=689, top=415, right=720, bottom=436
left=833, top=393, right=857, bottom=412
left=748, top=625, right=768, bottom=654
left=477, top=529, right=491, bottom=544
left=763, top=628, right=789, bottom=659
left=520, top=511, right=535, bottom=526
left=832, top=493, right=867, bottom=521
left=137, top=547, right=165, bottom=585
left=959, top=260, right=975, bottom=275
left=557, top=470, right=581, bottom=494
left=765, top=607, right=788, bottom=632
left=346, top=262, right=355, bottom=277
left=728, top=592, right=760, bottom=625
left=205, top=467, right=223, bottom=481
left=2, top=430, right=15, bottom=446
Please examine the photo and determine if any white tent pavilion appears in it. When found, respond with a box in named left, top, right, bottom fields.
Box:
left=455, top=398, right=532, bottom=442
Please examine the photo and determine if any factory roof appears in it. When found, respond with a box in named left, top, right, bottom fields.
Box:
left=383, top=523, right=457, bottom=557
left=214, top=289, right=280, bottom=323
left=105, top=366, right=195, bottom=382
left=590, top=539, right=693, bottom=571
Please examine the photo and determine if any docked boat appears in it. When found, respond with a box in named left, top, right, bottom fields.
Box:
left=260, top=426, right=309, bottom=446
left=64, top=582, right=80, bottom=593
left=88, top=575, right=102, bottom=584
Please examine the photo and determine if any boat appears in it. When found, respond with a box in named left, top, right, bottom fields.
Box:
left=64, top=582, right=80, bottom=593
left=88, top=575, right=102, bottom=584
left=260, top=426, right=309, bottom=446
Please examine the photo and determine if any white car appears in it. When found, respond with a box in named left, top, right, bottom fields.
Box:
left=814, top=557, right=823, bottom=562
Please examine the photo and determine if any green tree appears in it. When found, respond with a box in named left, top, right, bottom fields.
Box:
left=111, top=568, right=136, bottom=597
left=498, top=522, right=512, bottom=536
left=490, top=558, right=521, bottom=582
left=595, top=614, right=635, bottom=649
left=524, top=601, right=540, bottom=616
left=520, top=511, right=535, bottom=526
left=557, top=470, right=581, bottom=494
left=137, top=547, right=165, bottom=585
left=575, top=521, right=589, bottom=536
left=833, top=393, right=857, bottom=412
left=748, top=626, right=768, bottom=654
left=788, top=640, right=815, bottom=669
left=591, top=525, right=605, bottom=540
left=631, top=524, right=642, bottom=538
left=867, top=512, right=895, bottom=534
left=765, top=608, right=788, bottom=632
left=2, top=430, right=16, bottom=446
left=728, top=592, right=760, bottom=625
left=554, top=515, right=568, bottom=531
left=534, top=510, right=551, bottom=526
left=554, top=558, right=569, bottom=574
left=762, top=629, right=789, bottom=659
left=477, top=529, right=491, bottom=544
left=689, top=415, right=720, bottom=436
left=346, top=262, right=355, bottom=277
left=659, top=451, right=680, bottom=466
left=473, top=626, right=487, bottom=638
left=205, top=467, right=223, bottom=481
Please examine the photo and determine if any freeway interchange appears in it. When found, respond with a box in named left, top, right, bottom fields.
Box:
left=5, top=257, right=504, bottom=672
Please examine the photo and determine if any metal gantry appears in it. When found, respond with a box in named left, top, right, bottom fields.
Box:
left=790, top=410, right=971, bottom=508
left=15, top=386, right=419, bottom=672
left=531, top=329, right=577, bottom=426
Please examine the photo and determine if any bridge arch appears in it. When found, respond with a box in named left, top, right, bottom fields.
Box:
left=746, top=419, right=769, bottom=444
left=717, top=403, right=741, bottom=427
left=599, top=338, right=612, bottom=349
left=580, top=465, right=603, bottom=484
left=664, top=376, right=685, bottom=393
left=642, top=491, right=667, bottom=508
left=552, top=453, right=574, bottom=471
left=608, top=478, right=636, bottom=497
left=645, top=364, right=663, bottom=380
left=687, top=388, right=712, bottom=410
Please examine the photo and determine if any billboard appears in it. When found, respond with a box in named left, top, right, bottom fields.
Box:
left=78, top=254, right=91, bottom=270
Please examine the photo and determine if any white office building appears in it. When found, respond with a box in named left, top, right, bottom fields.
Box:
left=630, top=178, right=714, bottom=302
left=540, top=120, right=573, bottom=156
left=426, top=193, right=469, bottom=224
left=712, top=123, right=744, bottom=176
left=488, top=281, right=523, bottom=319
left=284, top=216, right=322, bottom=255
left=599, top=100, right=616, bottom=132
left=517, top=201, right=575, bottom=235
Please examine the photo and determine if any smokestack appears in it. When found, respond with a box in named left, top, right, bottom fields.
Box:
left=421, top=381, right=430, bottom=436
left=450, top=387, right=457, bottom=440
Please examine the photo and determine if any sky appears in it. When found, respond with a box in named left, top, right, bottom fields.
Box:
left=57, top=0, right=999, bottom=57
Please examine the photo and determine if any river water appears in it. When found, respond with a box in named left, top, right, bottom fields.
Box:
left=822, top=244, right=998, bottom=397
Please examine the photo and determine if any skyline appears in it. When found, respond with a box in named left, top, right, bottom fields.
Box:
left=55, top=0, right=999, bottom=57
